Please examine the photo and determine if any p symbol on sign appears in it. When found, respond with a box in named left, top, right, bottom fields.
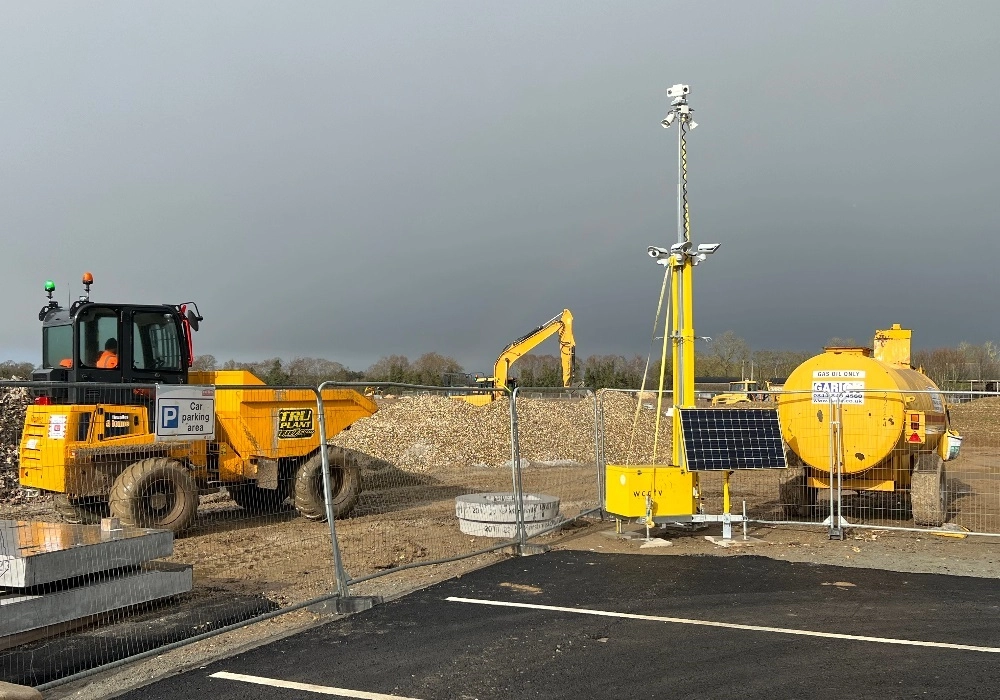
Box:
left=161, top=405, right=179, bottom=429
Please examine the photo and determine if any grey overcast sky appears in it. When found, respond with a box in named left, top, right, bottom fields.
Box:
left=2, top=1, right=998, bottom=371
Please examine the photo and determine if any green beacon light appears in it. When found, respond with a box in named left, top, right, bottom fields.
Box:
left=44, top=280, right=56, bottom=298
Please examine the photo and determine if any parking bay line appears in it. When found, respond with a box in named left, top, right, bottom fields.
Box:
left=209, top=671, right=426, bottom=699
left=446, top=596, right=1000, bottom=653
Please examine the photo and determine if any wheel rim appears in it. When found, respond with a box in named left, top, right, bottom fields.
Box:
left=313, top=466, right=344, bottom=501
left=140, top=479, right=176, bottom=521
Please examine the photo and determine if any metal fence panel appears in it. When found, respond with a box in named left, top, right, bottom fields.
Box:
left=737, top=390, right=841, bottom=530
left=840, top=390, right=1000, bottom=535
left=316, top=382, right=519, bottom=595
left=0, top=380, right=346, bottom=688
left=510, top=387, right=600, bottom=544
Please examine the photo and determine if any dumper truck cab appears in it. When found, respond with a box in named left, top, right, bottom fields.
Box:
left=20, top=274, right=377, bottom=534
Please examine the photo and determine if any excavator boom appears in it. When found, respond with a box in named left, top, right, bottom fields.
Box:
left=493, top=309, right=576, bottom=392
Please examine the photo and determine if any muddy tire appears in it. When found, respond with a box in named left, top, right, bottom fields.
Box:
left=911, top=452, right=945, bottom=527
left=109, top=457, right=199, bottom=534
left=293, top=447, right=361, bottom=521
left=54, top=494, right=108, bottom=525
left=228, top=482, right=290, bottom=514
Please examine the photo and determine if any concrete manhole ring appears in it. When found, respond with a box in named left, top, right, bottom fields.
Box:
left=457, top=515, right=566, bottom=539
left=454, top=492, right=560, bottom=523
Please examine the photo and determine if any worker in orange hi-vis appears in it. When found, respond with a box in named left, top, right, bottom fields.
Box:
left=96, top=338, right=119, bottom=369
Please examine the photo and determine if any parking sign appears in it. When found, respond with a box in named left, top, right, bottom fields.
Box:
left=155, top=385, right=215, bottom=441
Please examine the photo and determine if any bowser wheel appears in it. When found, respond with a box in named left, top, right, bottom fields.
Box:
left=293, top=447, right=361, bottom=521
left=780, top=472, right=817, bottom=518
left=109, top=457, right=199, bottom=534
left=911, top=453, right=946, bottom=527
left=54, top=494, right=109, bottom=525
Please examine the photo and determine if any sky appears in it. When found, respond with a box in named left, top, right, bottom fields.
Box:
left=2, top=1, right=998, bottom=372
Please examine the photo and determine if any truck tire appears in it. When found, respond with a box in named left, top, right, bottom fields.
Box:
left=109, top=457, right=199, bottom=534
left=911, top=452, right=946, bottom=527
left=54, top=494, right=108, bottom=525
left=228, top=482, right=291, bottom=514
left=293, top=447, right=361, bottom=521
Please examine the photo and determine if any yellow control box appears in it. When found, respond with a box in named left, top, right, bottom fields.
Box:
left=604, top=465, right=698, bottom=518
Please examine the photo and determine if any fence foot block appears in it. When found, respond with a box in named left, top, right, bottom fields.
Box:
left=515, top=544, right=550, bottom=557
left=704, top=535, right=768, bottom=548
left=307, top=595, right=383, bottom=615
left=0, top=681, right=43, bottom=700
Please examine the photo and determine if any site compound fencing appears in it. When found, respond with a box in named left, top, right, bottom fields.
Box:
left=595, top=387, right=1000, bottom=541
left=0, top=378, right=603, bottom=689
left=2, top=379, right=999, bottom=689
left=788, top=388, right=1000, bottom=540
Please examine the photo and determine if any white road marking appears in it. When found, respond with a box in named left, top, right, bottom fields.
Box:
left=446, top=596, right=1000, bottom=653
left=209, top=671, right=426, bottom=699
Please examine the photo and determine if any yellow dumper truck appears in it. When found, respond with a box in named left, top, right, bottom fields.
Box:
left=18, top=274, right=376, bottom=533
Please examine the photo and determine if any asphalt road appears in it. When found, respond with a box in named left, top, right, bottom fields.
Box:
left=118, top=552, right=1000, bottom=699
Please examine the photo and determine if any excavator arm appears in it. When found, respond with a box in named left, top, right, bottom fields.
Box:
left=492, top=309, right=576, bottom=393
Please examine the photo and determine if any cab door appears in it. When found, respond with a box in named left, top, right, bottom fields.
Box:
left=73, top=305, right=125, bottom=404
left=125, top=308, right=188, bottom=387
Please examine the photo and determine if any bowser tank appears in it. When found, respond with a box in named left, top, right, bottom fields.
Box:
left=775, top=324, right=960, bottom=527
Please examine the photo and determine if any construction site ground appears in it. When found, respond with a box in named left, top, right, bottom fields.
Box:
left=3, top=393, right=1000, bottom=696
left=28, top=516, right=1000, bottom=699
left=108, top=547, right=1000, bottom=699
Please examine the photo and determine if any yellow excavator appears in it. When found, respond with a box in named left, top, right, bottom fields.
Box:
left=455, top=309, right=577, bottom=406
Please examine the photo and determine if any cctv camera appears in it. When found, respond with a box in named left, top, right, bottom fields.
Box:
left=660, top=113, right=675, bottom=128
left=670, top=241, right=692, bottom=254
left=696, top=243, right=721, bottom=254
left=648, top=246, right=670, bottom=258
left=666, top=84, right=690, bottom=98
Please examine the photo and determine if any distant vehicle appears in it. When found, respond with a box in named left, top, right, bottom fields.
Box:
left=710, top=379, right=771, bottom=406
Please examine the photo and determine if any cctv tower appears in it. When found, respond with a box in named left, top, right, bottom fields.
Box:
left=655, top=84, right=718, bottom=468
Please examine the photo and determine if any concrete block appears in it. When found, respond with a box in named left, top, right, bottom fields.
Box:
left=0, top=520, right=173, bottom=588
left=0, top=562, right=192, bottom=638
left=0, top=681, right=42, bottom=700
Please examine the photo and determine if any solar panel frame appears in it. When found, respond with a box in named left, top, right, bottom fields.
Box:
left=677, top=407, right=787, bottom=471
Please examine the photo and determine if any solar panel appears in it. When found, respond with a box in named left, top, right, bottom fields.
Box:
left=677, top=407, right=787, bottom=471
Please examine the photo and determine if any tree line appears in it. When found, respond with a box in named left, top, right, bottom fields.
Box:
left=5, top=334, right=1000, bottom=390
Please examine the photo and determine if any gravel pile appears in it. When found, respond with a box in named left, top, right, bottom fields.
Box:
left=1, top=382, right=30, bottom=505
left=331, top=392, right=673, bottom=473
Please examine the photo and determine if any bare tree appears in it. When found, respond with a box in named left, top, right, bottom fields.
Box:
left=191, top=354, right=217, bottom=372
left=711, top=331, right=750, bottom=377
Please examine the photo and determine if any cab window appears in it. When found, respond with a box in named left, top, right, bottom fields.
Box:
left=42, top=324, right=73, bottom=369
left=77, top=308, right=119, bottom=368
left=133, top=313, right=182, bottom=371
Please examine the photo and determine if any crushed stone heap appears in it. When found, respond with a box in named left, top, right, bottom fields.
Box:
left=1, top=383, right=30, bottom=505
left=331, top=391, right=672, bottom=473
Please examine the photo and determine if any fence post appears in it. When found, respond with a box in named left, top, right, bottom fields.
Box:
left=595, top=390, right=605, bottom=519
left=313, top=388, right=350, bottom=597
left=509, top=387, right=529, bottom=550
left=827, top=394, right=844, bottom=540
